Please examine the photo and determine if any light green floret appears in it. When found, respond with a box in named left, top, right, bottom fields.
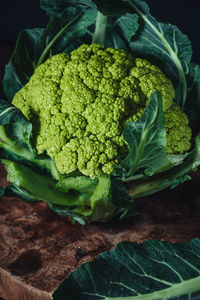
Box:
left=164, top=103, right=192, bottom=154
left=12, top=43, right=191, bottom=178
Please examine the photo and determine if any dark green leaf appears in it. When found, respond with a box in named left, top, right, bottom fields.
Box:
left=116, top=13, right=139, bottom=42
left=127, top=134, right=200, bottom=199
left=0, top=100, right=33, bottom=153
left=44, top=7, right=96, bottom=58
left=3, top=28, right=45, bottom=101
left=121, top=92, right=168, bottom=177
left=123, top=0, right=192, bottom=108
left=4, top=185, right=38, bottom=203
left=104, top=26, right=130, bottom=50
left=185, top=63, right=200, bottom=125
left=4, top=122, right=32, bottom=150
left=111, top=178, right=132, bottom=208
left=48, top=203, right=86, bottom=225
left=40, top=0, right=95, bottom=18
left=0, top=99, right=28, bottom=125
left=93, top=0, right=133, bottom=16
left=170, top=175, right=191, bottom=189
left=3, top=7, right=96, bottom=101
left=53, top=239, right=200, bottom=299
left=190, top=134, right=200, bottom=170
left=111, top=178, right=136, bottom=220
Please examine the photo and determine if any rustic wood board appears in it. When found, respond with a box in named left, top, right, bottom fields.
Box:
left=1, top=167, right=200, bottom=300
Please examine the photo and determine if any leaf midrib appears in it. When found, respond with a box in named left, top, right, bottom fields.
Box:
left=86, top=274, right=200, bottom=300
left=36, top=9, right=85, bottom=67
left=125, top=0, right=187, bottom=107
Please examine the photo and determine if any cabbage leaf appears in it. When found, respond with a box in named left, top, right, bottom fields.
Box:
left=53, top=239, right=200, bottom=300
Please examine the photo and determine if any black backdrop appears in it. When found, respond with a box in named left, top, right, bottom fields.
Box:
left=0, top=0, right=200, bottom=63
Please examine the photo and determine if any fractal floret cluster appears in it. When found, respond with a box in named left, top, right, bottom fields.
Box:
left=12, top=44, right=192, bottom=178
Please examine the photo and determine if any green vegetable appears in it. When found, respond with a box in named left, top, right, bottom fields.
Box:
left=0, top=0, right=200, bottom=224
left=52, top=238, right=200, bottom=300
left=12, top=43, right=191, bottom=178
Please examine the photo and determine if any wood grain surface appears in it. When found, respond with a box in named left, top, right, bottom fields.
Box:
left=1, top=162, right=200, bottom=299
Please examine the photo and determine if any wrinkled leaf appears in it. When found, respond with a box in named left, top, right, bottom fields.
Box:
left=40, top=0, right=96, bottom=17
left=185, top=63, right=200, bottom=125
left=0, top=99, right=29, bottom=125
left=53, top=238, right=200, bottom=299
left=0, top=100, right=33, bottom=152
left=3, top=28, right=45, bottom=101
left=3, top=6, right=96, bottom=101
left=111, top=178, right=132, bottom=208
left=127, top=134, right=200, bottom=199
left=111, top=178, right=136, bottom=219
left=121, top=92, right=168, bottom=177
left=116, top=13, right=139, bottom=42
left=122, top=0, right=192, bottom=108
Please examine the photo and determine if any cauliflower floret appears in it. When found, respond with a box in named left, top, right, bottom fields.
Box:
left=164, top=103, right=192, bottom=154
left=12, top=44, right=191, bottom=178
left=55, top=136, right=119, bottom=178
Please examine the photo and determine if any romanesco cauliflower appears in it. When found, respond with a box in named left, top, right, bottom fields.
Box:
left=12, top=44, right=192, bottom=178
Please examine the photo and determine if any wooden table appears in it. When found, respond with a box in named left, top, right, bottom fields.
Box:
left=1, top=167, right=200, bottom=299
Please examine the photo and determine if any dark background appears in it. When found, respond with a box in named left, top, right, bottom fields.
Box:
left=0, top=0, right=200, bottom=62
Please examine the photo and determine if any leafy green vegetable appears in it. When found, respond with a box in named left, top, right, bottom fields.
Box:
left=1, top=2, right=200, bottom=296
left=0, top=0, right=200, bottom=224
left=53, top=239, right=200, bottom=300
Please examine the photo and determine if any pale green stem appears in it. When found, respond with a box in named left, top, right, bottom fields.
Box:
left=92, top=11, right=108, bottom=45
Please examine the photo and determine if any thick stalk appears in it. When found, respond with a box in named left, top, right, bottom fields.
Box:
left=2, top=159, right=82, bottom=206
left=126, top=153, right=196, bottom=199
left=92, top=11, right=108, bottom=45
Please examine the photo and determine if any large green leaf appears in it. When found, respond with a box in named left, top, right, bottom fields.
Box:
left=40, top=0, right=96, bottom=17
left=0, top=99, right=29, bottom=125
left=0, top=100, right=33, bottom=154
left=184, top=63, right=200, bottom=126
left=3, top=6, right=96, bottom=101
left=0, top=100, right=64, bottom=179
left=53, top=238, right=200, bottom=299
left=120, top=92, right=168, bottom=177
left=120, top=0, right=192, bottom=109
left=126, top=134, right=200, bottom=199
left=3, top=28, right=45, bottom=101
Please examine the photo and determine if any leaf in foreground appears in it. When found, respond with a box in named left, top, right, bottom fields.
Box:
left=53, top=239, right=200, bottom=300
left=120, top=92, right=167, bottom=177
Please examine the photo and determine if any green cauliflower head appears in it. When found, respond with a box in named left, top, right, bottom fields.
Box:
left=12, top=44, right=192, bottom=178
